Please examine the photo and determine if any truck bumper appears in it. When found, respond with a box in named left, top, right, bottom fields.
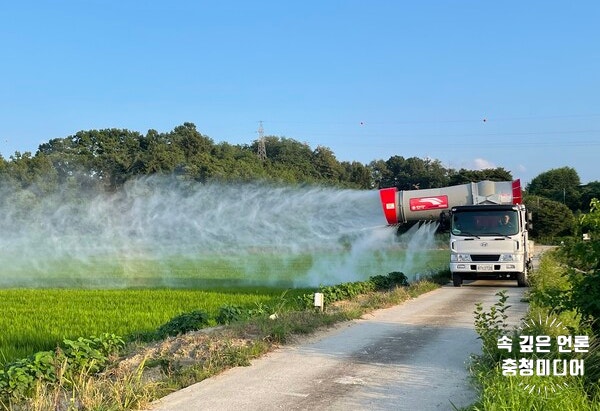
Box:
left=450, top=262, right=525, bottom=280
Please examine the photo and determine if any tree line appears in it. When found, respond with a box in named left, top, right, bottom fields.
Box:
left=0, top=122, right=597, bottom=239
left=0, top=122, right=516, bottom=191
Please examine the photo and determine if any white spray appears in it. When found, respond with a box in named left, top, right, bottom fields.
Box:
left=0, top=177, right=441, bottom=288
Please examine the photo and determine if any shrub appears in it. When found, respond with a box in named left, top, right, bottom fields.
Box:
left=156, top=310, right=210, bottom=338
left=369, top=271, right=408, bottom=290
left=388, top=271, right=409, bottom=287
left=473, top=290, right=512, bottom=363
left=555, top=198, right=600, bottom=331
left=0, top=333, right=125, bottom=400
left=369, top=275, right=393, bottom=290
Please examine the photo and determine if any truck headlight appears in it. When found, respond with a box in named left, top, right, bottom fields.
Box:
left=451, top=254, right=472, bottom=262
left=499, top=254, right=521, bottom=262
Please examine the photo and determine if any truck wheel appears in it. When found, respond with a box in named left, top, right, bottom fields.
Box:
left=517, top=272, right=529, bottom=287
left=452, top=273, right=462, bottom=287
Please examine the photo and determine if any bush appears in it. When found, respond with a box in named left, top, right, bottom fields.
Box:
left=156, top=310, right=210, bottom=338
left=369, top=271, right=408, bottom=290
left=388, top=271, right=409, bottom=286
left=564, top=268, right=600, bottom=331
left=555, top=198, right=600, bottom=331
left=0, top=333, right=125, bottom=400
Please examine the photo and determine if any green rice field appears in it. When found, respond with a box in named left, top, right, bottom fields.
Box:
left=1, top=249, right=449, bottom=288
left=0, top=249, right=449, bottom=365
left=0, top=287, right=298, bottom=366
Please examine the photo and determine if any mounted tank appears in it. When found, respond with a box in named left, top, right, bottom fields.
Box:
left=379, top=180, right=522, bottom=225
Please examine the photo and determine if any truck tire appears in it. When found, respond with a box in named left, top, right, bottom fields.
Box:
left=452, top=273, right=462, bottom=287
left=517, top=271, right=529, bottom=287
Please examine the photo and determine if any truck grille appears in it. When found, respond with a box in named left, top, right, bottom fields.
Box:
left=471, top=254, right=500, bottom=262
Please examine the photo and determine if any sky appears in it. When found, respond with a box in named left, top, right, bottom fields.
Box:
left=0, top=1, right=598, bottom=185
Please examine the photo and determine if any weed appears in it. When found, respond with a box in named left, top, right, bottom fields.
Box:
left=216, top=305, right=244, bottom=325
left=473, top=290, right=512, bottom=363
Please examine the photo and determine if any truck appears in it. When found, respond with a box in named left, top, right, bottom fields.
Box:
left=378, top=179, right=533, bottom=287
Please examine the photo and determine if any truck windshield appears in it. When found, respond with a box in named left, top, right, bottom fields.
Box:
left=451, top=210, right=519, bottom=236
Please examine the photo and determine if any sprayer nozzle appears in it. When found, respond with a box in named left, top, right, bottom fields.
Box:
left=379, top=187, right=398, bottom=225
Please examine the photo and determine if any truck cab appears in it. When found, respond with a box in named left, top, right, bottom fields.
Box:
left=449, top=204, right=532, bottom=287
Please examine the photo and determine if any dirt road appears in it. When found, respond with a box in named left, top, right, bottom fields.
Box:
left=147, top=281, right=529, bottom=411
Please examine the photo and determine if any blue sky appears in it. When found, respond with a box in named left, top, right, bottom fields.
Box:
left=1, top=1, right=598, bottom=184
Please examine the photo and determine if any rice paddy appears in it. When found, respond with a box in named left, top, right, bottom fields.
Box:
left=0, top=249, right=449, bottom=365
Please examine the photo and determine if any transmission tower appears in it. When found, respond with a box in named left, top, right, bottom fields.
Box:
left=257, top=121, right=267, bottom=161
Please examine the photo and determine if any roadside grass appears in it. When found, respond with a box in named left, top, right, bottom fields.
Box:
left=468, top=367, right=600, bottom=411
left=0, top=274, right=445, bottom=410
left=465, top=250, right=600, bottom=410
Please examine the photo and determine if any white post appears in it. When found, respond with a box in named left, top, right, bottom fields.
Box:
left=314, top=292, right=324, bottom=312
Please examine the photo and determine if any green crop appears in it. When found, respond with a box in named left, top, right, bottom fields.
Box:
left=0, top=287, right=303, bottom=365
left=0, top=249, right=448, bottom=365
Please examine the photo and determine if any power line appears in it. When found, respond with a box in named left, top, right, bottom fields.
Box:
left=262, top=113, right=600, bottom=126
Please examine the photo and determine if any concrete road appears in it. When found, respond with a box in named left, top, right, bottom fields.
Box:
left=147, top=281, right=528, bottom=411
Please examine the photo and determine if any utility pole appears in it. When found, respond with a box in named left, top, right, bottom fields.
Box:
left=257, top=121, right=267, bottom=161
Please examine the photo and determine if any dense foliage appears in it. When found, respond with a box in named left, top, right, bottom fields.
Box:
left=0, top=122, right=515, bottom=193
left=526, top=167, right=582, bottom=211
left=0, top=334, right=125, bottom=400
left=521, top=198, right=600, bottom=332
left=557, top=198, right=600, bottom=330
left=524, top=195, right=576, bottom=240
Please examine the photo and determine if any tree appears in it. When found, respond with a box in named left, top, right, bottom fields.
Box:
left=448, top=168, right=513, bottom=185
left=526, top=167, right=581, bottom=211
left=140, top=129, right=185, bottom=174
left=39, top=128, right=146, bottom=190
left=579, top=182, right=600, bottom=212
left=38, top=137, right=88, bottom=183
left=383, top=155, right=407, bottom=188
left=372, top=156, right=450, bottom=190
left=524, top=195, right=576, bottom=239
left=169, top=123, right=214, bottom=160
left=340, top=161, right=372, bottom=189
left=77, top=129, right=146, bottom=189
left=401, top=157, right=449, bottom=189
left=312, top=145, right=343, bottom=182
left=368, top=159, right=391, bottom=188
left=3, top=152, right=58, bottom=192
left=260, top=137, right=319, bottom=182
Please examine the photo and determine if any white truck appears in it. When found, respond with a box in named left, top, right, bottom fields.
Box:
left=378, top=179, right=533, bottom=287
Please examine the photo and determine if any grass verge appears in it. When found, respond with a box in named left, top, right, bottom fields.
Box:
left=465, top=251, right=600, bottom=410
